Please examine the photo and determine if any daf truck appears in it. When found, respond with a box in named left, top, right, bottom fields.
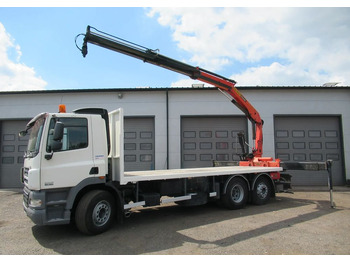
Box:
left=21, top=26, right=288, bottom=235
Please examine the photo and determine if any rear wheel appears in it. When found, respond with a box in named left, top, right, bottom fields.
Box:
left=251, top=176, right=272, bottom=205
left=221, top=177, right=248, bottom=210
left=75, top=190, right=115, bottom=235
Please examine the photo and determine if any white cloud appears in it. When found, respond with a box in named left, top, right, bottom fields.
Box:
left=0, top=23, right=47, bottom=91
left=147, top=7, right=350, bottom=86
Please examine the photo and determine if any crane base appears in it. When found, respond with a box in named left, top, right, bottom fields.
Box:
left=239, top=157, right=281, bottom=168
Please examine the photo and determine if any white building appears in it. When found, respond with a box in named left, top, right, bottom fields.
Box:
left=0, top=86, right=349, bottom=188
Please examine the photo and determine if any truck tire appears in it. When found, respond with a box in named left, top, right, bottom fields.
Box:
left=75, top=190, right=115, bottom=235
left=221, top=177, right=248, bottom=210
left=251, top=176, right=272, bottom=205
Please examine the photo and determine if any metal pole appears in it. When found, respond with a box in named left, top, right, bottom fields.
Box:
left=166, top=89, right=169, bottom=169
left=326, top=160, right=335, bottom=208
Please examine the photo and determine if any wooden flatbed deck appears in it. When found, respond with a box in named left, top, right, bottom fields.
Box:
left=121, top=166, right=283, bottom=184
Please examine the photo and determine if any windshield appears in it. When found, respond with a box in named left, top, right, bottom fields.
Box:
left=26, top=115, right=46, bottom=158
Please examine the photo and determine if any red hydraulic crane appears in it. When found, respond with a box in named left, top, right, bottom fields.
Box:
left=77, top=26, right=280, bottom=168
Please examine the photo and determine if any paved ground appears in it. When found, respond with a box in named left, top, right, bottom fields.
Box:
left=0, top=187, right=350, bottom=255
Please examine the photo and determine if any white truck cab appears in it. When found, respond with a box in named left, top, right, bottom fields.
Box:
left=22, top=109, right=108, bottom=190
left=22, top=107, right=113, bottom=228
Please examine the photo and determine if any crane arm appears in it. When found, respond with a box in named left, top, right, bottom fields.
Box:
left=78, top=26, right=277, bottom=165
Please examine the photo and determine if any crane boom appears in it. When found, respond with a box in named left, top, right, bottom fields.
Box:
left=78, top=26, right=280, bottom=167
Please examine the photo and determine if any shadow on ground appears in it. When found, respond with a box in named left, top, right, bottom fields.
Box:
left=32, top=195, right=338, bottom=254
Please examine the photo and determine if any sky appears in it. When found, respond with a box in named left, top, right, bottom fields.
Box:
left=0, top=2, right=350, bottom=91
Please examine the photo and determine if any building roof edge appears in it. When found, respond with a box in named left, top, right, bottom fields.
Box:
left=1, top=85, right=349, bottom=95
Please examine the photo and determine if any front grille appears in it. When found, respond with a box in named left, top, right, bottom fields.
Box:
left=22, top=168, right=29, bottom=185
left=23, top=187, right=29, bottom=208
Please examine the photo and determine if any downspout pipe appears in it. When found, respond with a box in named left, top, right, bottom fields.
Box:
left=166, top=89, right=169, bottom=169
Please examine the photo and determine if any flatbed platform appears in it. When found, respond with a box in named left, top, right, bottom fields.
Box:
left=122, top=166, right=283, bottom=184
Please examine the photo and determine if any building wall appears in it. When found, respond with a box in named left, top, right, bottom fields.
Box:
left=166, top=88, right=350, bottom=182
left=0, top=87, right=349, bottom=184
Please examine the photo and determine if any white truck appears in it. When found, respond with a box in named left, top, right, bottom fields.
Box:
left=21, top=106, right=284, bottom=235
left=21, top=26, right=288, bottom=235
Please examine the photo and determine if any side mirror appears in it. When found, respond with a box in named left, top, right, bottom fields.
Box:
left=51, top=140, right=63, bottom=151
left=45, top=140, right=63, bottom=160
left=45, top=122, right=64, bottom=160
left=19, top=130, right=27, bottom=137
left=53, top=122, right=64, bottom=141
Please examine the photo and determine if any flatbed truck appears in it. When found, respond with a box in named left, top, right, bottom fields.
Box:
left=21, top=26, right=288, bottom=235
left=21, top=106, right=283, bottom=235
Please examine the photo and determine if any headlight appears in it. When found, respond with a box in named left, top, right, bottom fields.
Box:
left=29, top=198, right=42, bottom=208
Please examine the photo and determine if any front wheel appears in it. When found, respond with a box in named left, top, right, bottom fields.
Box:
left=75, top=190, right=115, bottom=235
left=221, top=177, right=249, bottom=210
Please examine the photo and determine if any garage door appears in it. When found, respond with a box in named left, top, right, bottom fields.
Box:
left=275, top=116, right=344, bottom=186
left=124, top=117, right=155, bottom=171
left=181, top=116, right=247, bottom=168
left=0, top=120, right=29, bottom=188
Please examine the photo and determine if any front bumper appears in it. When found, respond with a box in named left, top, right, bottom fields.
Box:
left=23, top=187, right=71, bottom=226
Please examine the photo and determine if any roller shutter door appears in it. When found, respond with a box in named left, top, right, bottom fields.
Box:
left=0, top=120, right=29, bottom=188
left=124, top=117, right=155, bottom=171
left=275, top=116, right=344, bottom=186
left=181, top=116, right=247, bottom=168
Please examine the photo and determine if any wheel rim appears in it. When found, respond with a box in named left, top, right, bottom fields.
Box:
left=256, top=182, right=268, bottom=199
left=92, top=200, right=111, bottom=227
left=230, top=184, right=244, bottom=203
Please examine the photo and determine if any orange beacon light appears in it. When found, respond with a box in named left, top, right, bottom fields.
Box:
left=58, top=104, right=66, bottom=113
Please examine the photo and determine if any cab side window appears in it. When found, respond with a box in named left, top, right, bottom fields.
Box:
left=47, top=118, right=88, bottom=152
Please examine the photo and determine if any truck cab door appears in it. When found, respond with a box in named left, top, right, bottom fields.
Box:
left=40, top=116, right=95, bottom=189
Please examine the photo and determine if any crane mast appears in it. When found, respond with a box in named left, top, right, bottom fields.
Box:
left=78, top=26, right=280, bottom=167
